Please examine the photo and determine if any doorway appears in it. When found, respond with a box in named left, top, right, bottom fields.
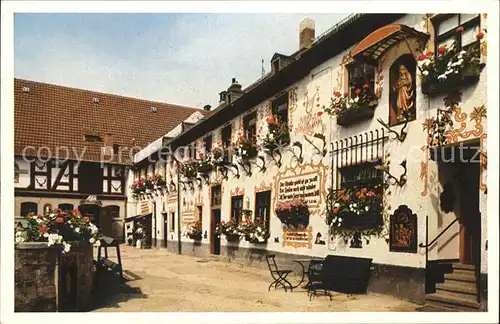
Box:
left=458, top=158, right=481, bottom=265
left=211, top=209, right=221, bottom=255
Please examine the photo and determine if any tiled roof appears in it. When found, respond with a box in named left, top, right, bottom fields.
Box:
left=14, top=78, right=210, bottom=164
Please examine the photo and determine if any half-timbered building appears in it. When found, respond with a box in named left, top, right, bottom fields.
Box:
left=14, top=78, right=209, bottom=241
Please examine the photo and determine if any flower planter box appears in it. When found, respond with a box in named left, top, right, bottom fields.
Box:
left=198, top=164, right=213, bottom=174
left=242, top=147, right=258, bottom=159
left=339, top=210, right=383, bottom=230
left=421, top=68, right=482, bottom=97
left=224, top=233, right=241, bottom=242
left=245, top=237, right=268, bottom=244
left=277, top=211, right=310, bottom=229
left=188, top=233, right=202, bottom=240
left=337, top=106, right=375, bottom=126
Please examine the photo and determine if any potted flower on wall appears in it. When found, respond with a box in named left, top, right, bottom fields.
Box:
left=179, top=160, right=199, bottom=179
left=261, top=114, right=290, bottom=151
left=130, top=178, right=146, bottom=199
left=419, top=35, right=485, bottom=97
left=234, top=135, right=258, bottom=159
left=215, top=219, right=242, bottom=242
left=239, top=217, right=270, bottom=244
left=14, top=209, right=102, bottom=253
left=275, top=197, right=310, bottom=229
left=197, top=155, right=214, bottom=174
left=151, top=173, right=166, bottom=188
left=326, top=186, right=383, bottom=232
left=186, top=221, right=203, bottom=240
left=322, top=87, right=379, bottom=126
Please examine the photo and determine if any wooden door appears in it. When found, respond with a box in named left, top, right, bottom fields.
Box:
left=211, top=209, right=221, bottom=255
left=459, top=160, right=480, bottom=265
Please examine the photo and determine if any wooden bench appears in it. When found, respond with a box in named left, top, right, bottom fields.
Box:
left=321, top=255, right=373, bottom=295
left=96, top=236, right=123, bottom=280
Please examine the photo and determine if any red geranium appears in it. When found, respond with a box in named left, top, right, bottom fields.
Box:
left=476, top=32, right=484, bottom=40
left=83, top=217, right=89, bottom=222
left=437, top=47, right=447, bottom=54
left=56, top=217, right=64, bottom=224
left=456, top=26, right=464, bottom=32
left=333, top=91, right=341, bottom=97
left=317, top=111, right=323, bottom=117
left=425, top=51, right=433, bottom=57
left=363, top=82, right=369, bottom=88
left=343, top=92, right=349, bottom=97
left=40, top=225, right=47, bottom=233
left=355, top=88, right=362, bottom=95
left=418, top=55, right=427, bottom=61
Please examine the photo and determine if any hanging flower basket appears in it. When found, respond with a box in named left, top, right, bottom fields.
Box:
left=180, top=160, right=199, bottom=179
left=186, top=221, right=202, bottom=240
left=261, top=115, right=290, bottom=151
left=419, top=38, right=485, bottom=97
left=275, top=197, right=310, bottom=229
left=197, top=158, right=214, bottom=174
left=234, top=135, right=258, bottom=159
left=337, top=105, right=376, bottom=126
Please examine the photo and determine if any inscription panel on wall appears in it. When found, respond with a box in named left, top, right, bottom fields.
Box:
left=282, top=226, right=313, bottom=249
left=274, top=163, right=328, bottom=215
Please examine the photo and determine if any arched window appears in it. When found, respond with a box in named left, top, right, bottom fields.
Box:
left=58, top=203, right=74, bottom=213
left=20, top=202, right=38, bottom=216
left=389, top=54, right=417, bottom=126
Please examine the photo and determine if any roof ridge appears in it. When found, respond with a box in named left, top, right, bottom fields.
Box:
left=14, top=77, right=204, bottom=112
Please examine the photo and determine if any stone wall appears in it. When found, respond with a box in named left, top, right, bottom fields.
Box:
left=15, top=242, right=94, bottom=312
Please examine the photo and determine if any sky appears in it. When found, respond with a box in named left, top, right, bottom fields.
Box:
left=14, top=13, right=348, bottom=109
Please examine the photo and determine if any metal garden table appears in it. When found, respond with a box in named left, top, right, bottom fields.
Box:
left=291, top=257, right=324, bottom=289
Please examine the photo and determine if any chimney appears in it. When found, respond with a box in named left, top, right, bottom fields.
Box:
left=227, top=78, right=244, bottom=103
left=219, top=90, right=227, bottom=104
left=203, top=104, right=212, bottom=111
left=299, top=18, right=315, bottom=50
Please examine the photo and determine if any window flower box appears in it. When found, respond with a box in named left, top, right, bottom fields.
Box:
left=180, top=160, right=199, bottom=179
left=261, top=114, right=290, bottom=151
left=215, top=219, right=242, bottom=242
left=197, top=158, right=214, bottom=174
left=419, top=38, right=485, bottom=97
left=234, top=135, right=258, bottom=159
left=238, top=218, right=270, bottom=244
left=323, top=87, right=378, bottom=127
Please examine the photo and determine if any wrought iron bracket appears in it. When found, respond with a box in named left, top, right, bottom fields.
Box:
left=187, top=181, right=195, bottom=191
left=226, top=163, right=240, bottom=179
left=178, top=181, right=187, bottom=191
left=200, top=173, right=210, bottom=185
left=250, top=156, right=267, bottom=173
left=169, top=181, right=177, bottom=192
left=378, top=159, right=407, bottom=187
left=196, top=177, right=203, bottom=188
left=218, top=165, right=229, bottom=180
left=376, top=116, right=408, bottom=142
left=304, top=133, right=327, bottom=157
left=238, top=159, right=252, bottom=177
left=266, top=148, right=282, bottom=168
left=290, top=141, right=303, bottom=163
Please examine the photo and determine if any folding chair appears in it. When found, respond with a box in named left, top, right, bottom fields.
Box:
left=307, top=259, right=332, bottom=301
left=265, top=254, right=294, bottom=292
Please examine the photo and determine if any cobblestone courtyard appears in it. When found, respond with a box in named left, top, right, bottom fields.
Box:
left=91, top=245, right=419, bottom=312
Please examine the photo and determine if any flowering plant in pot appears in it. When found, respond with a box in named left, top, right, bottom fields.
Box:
left=197, top=154, right=214, bottom=174
left=261, top=114, right=290, bottom=151
left=179, top=160, right=199, bottom=179
left=14, top=209, right=102, bottom=253
left=326, top=186, right=383, bottom=232
left=275, top=197, right=310, bottom=229
left=322, top=86, right=379, bottom=126
left=151, top=173, right=166, bottom=187
left=130, top=178, right=146, bottom=199
left=186, top=221, right=203, bottom=240
left=233, top=135, right=258, bottom=159
left=215, top=219, right=242, bottom=242
left=238, top=217, right=270, bottom=244
left=419, top=34, right=484, bottom=96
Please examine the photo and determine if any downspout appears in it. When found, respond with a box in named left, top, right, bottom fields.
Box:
left=177, top=122, right=184, bottom=255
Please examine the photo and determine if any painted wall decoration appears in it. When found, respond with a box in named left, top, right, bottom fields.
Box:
left=389, top=205, right=417, bottom=253
left=273, top=163, right=328, bottom=216
left=181, top=197, right=195, bottom=223
left=314, top=232, right=326, bottom=245
left=282, top=226, right=313, bottom=249
left=288, top=87, right=298, bottom=131
left=375, top=57, right=385, bottom=99
left=140, top=201, right=150, bottom=215
left=230, top=186, right=245, bottom=197
left=294, top=86, right=326, bottom=136
left=255, top=181, right=272, bottom=193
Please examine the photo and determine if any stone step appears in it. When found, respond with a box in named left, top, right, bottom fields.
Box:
left=436, top=281, right=477, bottom=296
left=426, top=291, right=480, bottom=311
left=444, top=271, right=476, bottom=283
left=452, top=263, right=475, bottom=271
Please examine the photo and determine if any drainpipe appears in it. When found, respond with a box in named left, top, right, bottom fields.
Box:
left=177, top=164, right=182, bottom=254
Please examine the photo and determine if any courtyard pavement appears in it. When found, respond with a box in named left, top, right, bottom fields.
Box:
left=91, top=245, right=419, bottom=312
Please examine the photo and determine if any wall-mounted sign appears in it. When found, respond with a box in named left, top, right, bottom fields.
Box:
left=274, top=163, right=327, bottom=215
left=140, top=201, right=150, bottom=215
left=182, top=212, right=195, bottom=223
left=389, top=205, right=417, bottom=253
left=282, top=226, right=313, bottom=249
